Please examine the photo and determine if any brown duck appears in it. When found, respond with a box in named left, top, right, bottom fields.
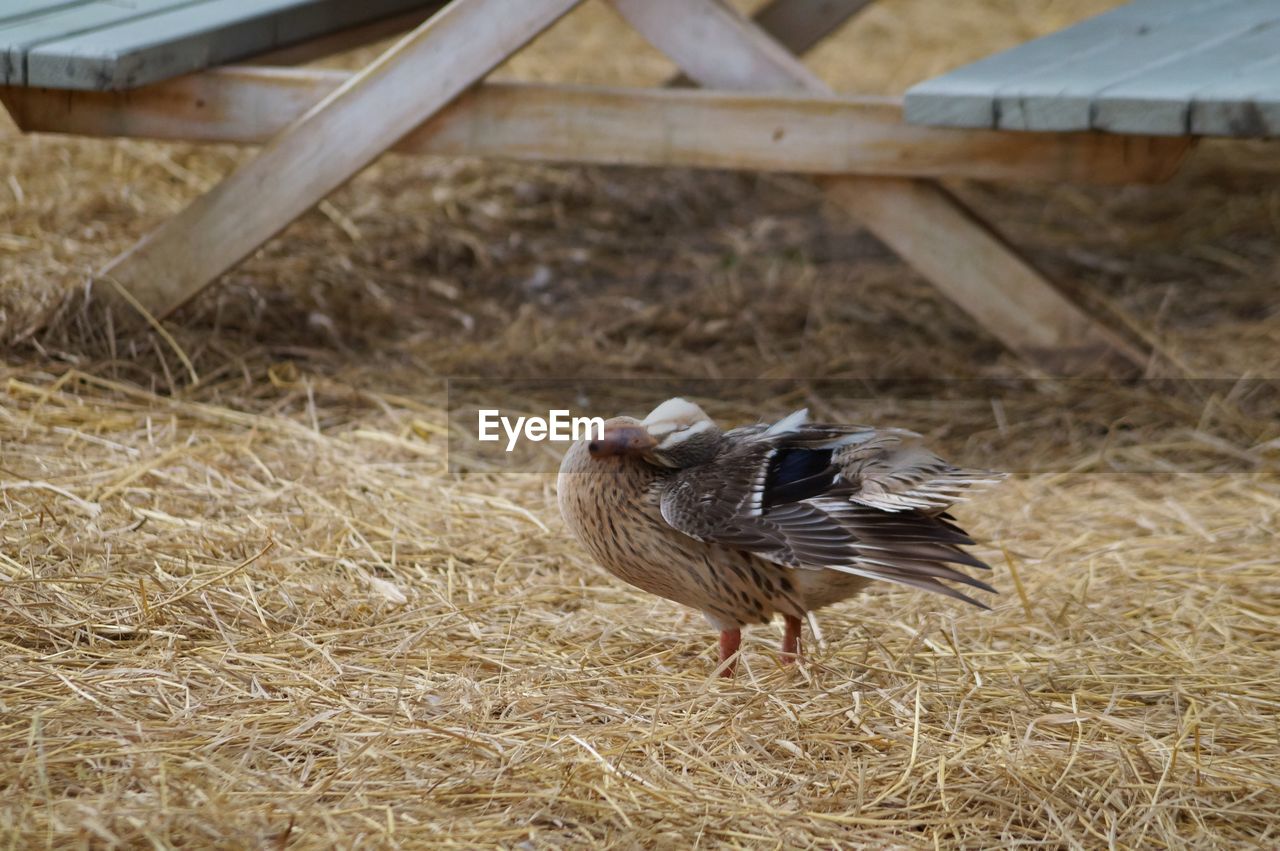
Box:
left=558, top=398, right=1005, bottom=676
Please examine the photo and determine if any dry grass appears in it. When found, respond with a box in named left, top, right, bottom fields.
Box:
left=3, top=1, right=1280, bottom=847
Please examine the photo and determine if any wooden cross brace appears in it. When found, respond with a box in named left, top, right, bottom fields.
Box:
left=88, top=0, right=1145, bottom=374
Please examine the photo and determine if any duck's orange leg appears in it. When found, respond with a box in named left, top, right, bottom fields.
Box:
left=782, top=615, right=803, bottom=664
left=718, top=629, right=741, bottom=677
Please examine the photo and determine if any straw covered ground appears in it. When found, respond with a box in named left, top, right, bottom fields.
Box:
left=3, top=1, right=1280, bottom=847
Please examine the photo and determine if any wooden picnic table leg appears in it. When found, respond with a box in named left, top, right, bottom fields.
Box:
left=97, top=0, right=583, bottom=320
left=612, top=0, right=1145, bottom=375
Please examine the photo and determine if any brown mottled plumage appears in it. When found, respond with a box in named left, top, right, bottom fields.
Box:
left=557, top=398, right=1005, bottom=676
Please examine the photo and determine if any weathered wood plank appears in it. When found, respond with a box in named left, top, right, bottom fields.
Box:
left=26, top=0, right=435, bottom=90
left=994, top=0, right=1279, bottom=131
left=904, top=0, right=1238, bottom=129
left=253, top=5, right=445, bottom=67
left=1092, top=19, right=1280, bottom=135
left=96, top=0, right=583, bottom=318
left=614, top=0, right=1145, bottom=373
left=0, top=0, right=193, bottom=85
left=0, top=2, right=98, bottom=25
left=1191, top=53, right=1280, bottom=136
left=0, top=69, right=1190, bottom=183
left=904, top=0, right=1216, bottom=128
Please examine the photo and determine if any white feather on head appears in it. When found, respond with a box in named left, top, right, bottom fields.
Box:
left=642, top=398, right=711, bottom=434
left=641, top=398, right=720, bottom=457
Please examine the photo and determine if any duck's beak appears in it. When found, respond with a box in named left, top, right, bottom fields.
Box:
left=587, top=423, right=657, bottom=459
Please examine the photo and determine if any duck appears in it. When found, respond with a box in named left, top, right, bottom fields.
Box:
left=557, top=398, right=1005, bottom=676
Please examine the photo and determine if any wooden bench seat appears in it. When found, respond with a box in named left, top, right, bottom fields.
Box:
left=0, top=0, right=438, bottom=90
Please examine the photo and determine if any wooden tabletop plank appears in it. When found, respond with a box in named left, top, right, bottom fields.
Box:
left=993, top=0, right=1277, bottom=131
left=1092, top=19, right=1280, bottom=135
left=903, top=0, right=1230, bottom=128
left=0, top=0, right=195, bottom=85
left=26, top=0, right=432, bottom=89
left=904, top=0, right=1280, bottom=136
left=1191, top=53, right=1280, bottom=136
left=0, top=2, right=99, bottom=26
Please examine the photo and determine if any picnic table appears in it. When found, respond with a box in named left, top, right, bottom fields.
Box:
left=2, top=0, right=1246, bottom=375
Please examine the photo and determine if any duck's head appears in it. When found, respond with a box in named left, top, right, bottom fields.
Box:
left=587, top=398, right=722, bottom=468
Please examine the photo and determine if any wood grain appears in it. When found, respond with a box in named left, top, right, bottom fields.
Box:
left=0, top=69, right=1189, bottom=184
left=253, top=6, right=446, bottom=67
left=904, top=0, right=1237, bottom=129
left=1192, top=53, right=1280, bottom=136
left=25, top=0, right=436, bottom=90
left=1, top=0, right=193, bottom=85
left=993, top=0, right=1278, bottom=132
left=1092, top=19, right=1280, bottom=135
left=906, top=0, right=1280, bottom=137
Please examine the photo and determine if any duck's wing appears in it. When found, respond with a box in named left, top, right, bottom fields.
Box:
left=657, top=437, right=862, bottom=570
left=657, top=411, right=998, bottom=606
left=828, top=430, right=1008, bottom=513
